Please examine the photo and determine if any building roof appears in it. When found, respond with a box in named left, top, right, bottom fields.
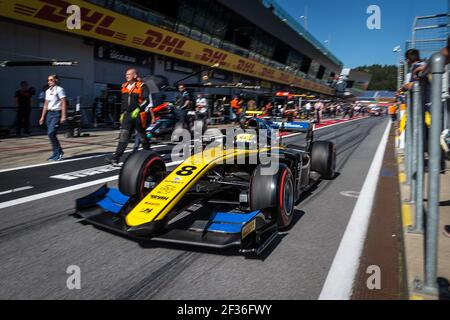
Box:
left=260, top=0, right=343, bottom=67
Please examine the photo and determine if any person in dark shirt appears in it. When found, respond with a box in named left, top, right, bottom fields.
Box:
left=174, top=84, right=193, bottom=129
left=15, top=81, right=35, bottom=136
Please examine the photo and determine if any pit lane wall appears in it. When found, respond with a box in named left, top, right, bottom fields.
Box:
left=0, top=0, right=335, bottom=96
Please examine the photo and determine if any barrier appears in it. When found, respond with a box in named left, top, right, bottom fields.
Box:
left=402, top=52, right=447, bottom=294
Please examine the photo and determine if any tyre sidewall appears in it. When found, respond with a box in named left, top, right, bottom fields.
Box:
left=119, top=150, right=166, bottom=198
left=276, top=166, right=294, bottom=228
left=311, top=141, right=336, bottom=179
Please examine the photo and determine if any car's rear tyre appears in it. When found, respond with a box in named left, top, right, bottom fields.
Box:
left=119, top=150, right=166, bottom=199
left=250, top=164, right=295, bottom=229
left=311, top=141, right=336, bottom=179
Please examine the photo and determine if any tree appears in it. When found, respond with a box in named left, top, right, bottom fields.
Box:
left=354, top=64, right=397, bottom=91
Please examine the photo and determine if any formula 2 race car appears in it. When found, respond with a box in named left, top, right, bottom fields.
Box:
left=76, top=118, right=336, bottom=255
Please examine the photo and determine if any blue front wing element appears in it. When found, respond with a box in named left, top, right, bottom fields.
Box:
left=207, top=211, right=260, bottom=234
left=96, top=189, right=129, bottom=214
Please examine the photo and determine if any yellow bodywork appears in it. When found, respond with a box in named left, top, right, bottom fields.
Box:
left=125, top=146, right=276, bottom=227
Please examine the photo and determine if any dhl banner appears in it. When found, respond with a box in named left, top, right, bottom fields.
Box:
left=0, top=0, right=335, bottom=95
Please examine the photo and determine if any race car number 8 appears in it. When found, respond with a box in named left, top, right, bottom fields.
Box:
left=176, top=166, right=197, bottom=176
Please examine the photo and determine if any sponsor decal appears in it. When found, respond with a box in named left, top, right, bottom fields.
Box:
left=236, top=134, right=256, bottom=143
left=150, top=195, right=169, bottom=201
left=242, top=220, right=256, bottom=240
left=144, top=202, right=161, bottom=206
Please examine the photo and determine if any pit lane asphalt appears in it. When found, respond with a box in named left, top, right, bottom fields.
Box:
left=0, top=117, right=389, bottom=299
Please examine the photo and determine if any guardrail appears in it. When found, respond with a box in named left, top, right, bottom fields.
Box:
left=402, top=52, right=448, bottom=294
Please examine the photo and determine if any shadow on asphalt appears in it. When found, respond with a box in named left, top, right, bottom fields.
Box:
left=296, top=172, right=341, bottom=205
left=137, top=209, right=307, bottom=261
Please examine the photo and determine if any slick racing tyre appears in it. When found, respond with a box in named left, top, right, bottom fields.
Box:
left=250, top=164, right=295, bottom=229
left=311, top=141, right=336, bottom=179
left=119, top=150, right=166, bottom=199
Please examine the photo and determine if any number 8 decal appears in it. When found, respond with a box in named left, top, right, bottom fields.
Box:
left=176, top=166, right=197, bottom=176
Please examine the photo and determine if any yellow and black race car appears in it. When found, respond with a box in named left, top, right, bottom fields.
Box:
left=76, top=118, right=336, bottom=255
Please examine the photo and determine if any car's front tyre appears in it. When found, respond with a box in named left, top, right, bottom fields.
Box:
left=250, top=164, right=295, bottom=229
left=119, top=150, right=166, bottom=200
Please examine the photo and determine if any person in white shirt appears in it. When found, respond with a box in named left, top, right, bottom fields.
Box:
left=39, top=75, right=67, bottom=161
left=196, top=94, right=208, bottom=110
left=314, top=100, right=324, bottom=124
left=304, top=102, right=312, bottom=119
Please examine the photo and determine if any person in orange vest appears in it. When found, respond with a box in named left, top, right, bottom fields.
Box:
left=388, top=104, right=398, bottom=122
left=230, top=96, right=242, bottom=123
left=106, top=68, right=154, bottom=165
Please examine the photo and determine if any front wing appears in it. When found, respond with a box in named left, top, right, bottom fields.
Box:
left=76, top=186, right=278, bottom=255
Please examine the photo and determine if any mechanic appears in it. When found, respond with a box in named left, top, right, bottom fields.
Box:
left=132, top=76, right=155, bottom=153
left=230, top=95, right=242, bottom=123
left=195, top=94, right=207, bottom=111
left=15, top=81, right=35, bottom=136
left=304, top=101, right=312, bottom=119
left=174, top=84, right=193, bottom=129
left=106, top=69, right=154, bottom=165
left=39, top=75, right=67, bottom=161
left=314, top=100, right=324, bottom=124
left=388, top=104, right=398, bottom=122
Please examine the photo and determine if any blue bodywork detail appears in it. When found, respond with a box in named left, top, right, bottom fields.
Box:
left=213, top=211, right=260, bottom=224
left=207, top=211, right=261, bottom=234
left=269, top=121, right=310, bottom=131
left=208, top=223, right=243, bottom=234
left=284, top=122, right=310, bottom=130
left=96, top=188, right=129, bottom=214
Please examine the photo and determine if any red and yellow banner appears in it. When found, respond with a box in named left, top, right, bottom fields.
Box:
left=0, top=0, right=335, bottom=95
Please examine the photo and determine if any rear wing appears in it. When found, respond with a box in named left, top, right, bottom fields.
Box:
left=271, top=121, right=312, bottom=133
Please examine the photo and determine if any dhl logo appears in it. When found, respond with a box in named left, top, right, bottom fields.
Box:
left=142, top=29, right=186, bottom=55
left=199, top=48, right=228, bottom=65
left=291, top=78, right=304, bottom=86
left=278, top=73, right=291, bottom=82
left=236, top=60, right=255, bottom=73
left=261, top=68, right=275, bottom=79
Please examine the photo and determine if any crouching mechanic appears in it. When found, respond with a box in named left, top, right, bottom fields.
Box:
left=106, top=69, right=154, bottom=165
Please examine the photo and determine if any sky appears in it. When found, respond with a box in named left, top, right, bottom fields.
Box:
left=276, top=0, right=449, bottom=68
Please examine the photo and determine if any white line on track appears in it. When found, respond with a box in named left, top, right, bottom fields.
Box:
left=0, top=161, right=183, bottom=210
left=0, top=186, right=34, bottom=196
left=0, top=144, right=168, bottom=174
left=318, top=120, right=391, bottom=300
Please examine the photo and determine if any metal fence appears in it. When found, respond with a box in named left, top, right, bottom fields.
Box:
left=403, top=52, right=448, bottom=294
